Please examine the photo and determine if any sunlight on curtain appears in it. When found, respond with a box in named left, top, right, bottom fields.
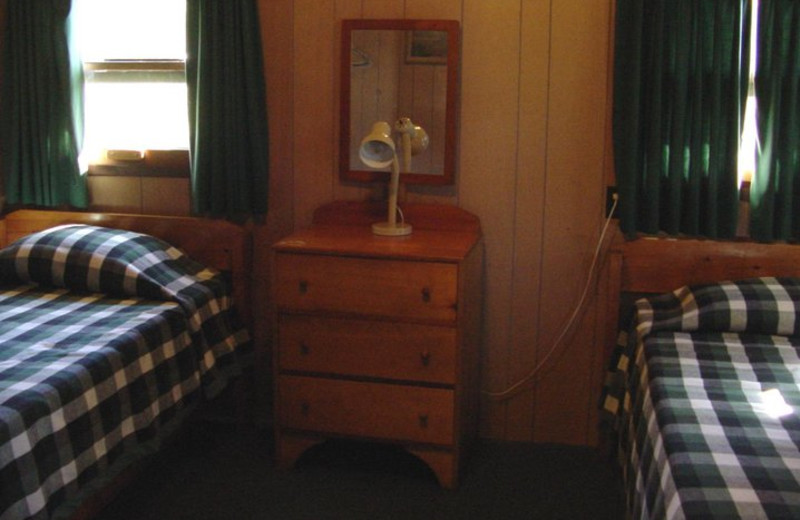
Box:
left=1, top=0, right=88, bottom=207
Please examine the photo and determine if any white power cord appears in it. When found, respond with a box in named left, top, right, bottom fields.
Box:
left=484, top=193, right=619, bottom=400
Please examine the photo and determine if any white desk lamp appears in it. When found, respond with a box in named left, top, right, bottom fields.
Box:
left=359, top=119, right=429, bottom=237
left=359, top=121, right=408, bottom=236
left=395, top=117, right=429, bottom=173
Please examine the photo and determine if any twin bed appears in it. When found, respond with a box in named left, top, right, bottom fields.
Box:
left=0, top=210, right=252, bottom=520
left=604, top=236, right=800, bottom=519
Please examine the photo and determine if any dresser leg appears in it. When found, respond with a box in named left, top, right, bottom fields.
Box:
left=275, top=433, right=325, bottom=469
left=406, top=448, right=458, bottom=489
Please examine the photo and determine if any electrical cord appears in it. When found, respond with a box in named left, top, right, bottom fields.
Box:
left=483, top=193, right=619, bottom=400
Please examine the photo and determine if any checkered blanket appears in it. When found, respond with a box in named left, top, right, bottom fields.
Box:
left=0, top=225, right=250, bottom=520
left=603, top=277, right=800, bottom=519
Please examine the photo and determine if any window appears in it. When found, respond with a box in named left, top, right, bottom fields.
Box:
left=74, top=0, right=189, bottom=174
left=612, top=0, right=755, bottom=239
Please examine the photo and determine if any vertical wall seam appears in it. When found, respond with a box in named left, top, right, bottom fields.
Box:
left=510, top=0, right=524, bottom=435
left=531, top=0, right=554, bottom=436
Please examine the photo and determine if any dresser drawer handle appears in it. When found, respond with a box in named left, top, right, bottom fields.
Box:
left=301, top=402, right=310, bottom=416
left=300, top=343, right=310, bottom=356
left=421, top=287, right=431, bottom=303
left=420, top=351, right=431, bottom=367
left=419, top=414, right=429, bottom=428
left=298, top=280, right=308, bottom=294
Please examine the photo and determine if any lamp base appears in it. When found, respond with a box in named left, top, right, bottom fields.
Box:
left=372, top=221, right=413, bottom=236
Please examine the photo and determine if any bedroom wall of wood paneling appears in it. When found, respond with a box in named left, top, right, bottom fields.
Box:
left=0, top=0, right=615, bottom=445
left=259, top=0, right=615, bottom=446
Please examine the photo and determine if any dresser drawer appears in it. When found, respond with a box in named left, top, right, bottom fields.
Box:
left=278, top=375, right=454, bottom=445
left=274, top=253, right=458, bottom=323
left=278, top=314, right=457, bottom=384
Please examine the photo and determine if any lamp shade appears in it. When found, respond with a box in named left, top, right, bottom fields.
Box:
left=359, top=121, right=395, bottom=168
left=395, top=117, right=429, bottom=156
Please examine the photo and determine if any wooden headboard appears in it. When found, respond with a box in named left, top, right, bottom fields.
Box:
left=617, top=235, right=800, bottom=295
left=602, top=226, right=800, bottom=359
left=0, top=209, right=253, bottom=327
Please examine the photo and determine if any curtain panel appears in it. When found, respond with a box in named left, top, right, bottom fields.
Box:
left=613, top=0, right=750, bottom=239
left=1, top=0, right=88, bottom=208
left=186, top=0, right=269, bottom=221
left=750, top=0, right=800, bottom=241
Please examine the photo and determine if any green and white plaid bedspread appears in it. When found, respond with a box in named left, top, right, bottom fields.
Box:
left=0, top=225, right=250, bottom=519
left=603, top=277, right=800, bottom=519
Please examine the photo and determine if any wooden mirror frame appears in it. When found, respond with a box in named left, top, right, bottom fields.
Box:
left=339, top=19, right=460, bottom=186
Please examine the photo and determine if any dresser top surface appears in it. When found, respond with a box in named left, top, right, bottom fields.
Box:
left=273, top=201, right=481, bottom=262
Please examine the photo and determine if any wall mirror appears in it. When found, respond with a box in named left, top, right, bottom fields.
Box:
left=340, top=19, right=460, bottom=185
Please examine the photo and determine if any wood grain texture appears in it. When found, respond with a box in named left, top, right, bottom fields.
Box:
left=460, top=0, right=521, bottom=441
left=533, top=0, right=613, bottom=445
left=272, top=201, right=481, bottom=487
left=620, top=235, right=800, bottom=294
left=274, top=252, right=458, bottom=323
left=293, top=0, right=337, bottom=228
left=601, top=227, right=800, bottom=409
left=505, top=0, right=551, bottom=442
left=278, top=314, right=457, bottom=384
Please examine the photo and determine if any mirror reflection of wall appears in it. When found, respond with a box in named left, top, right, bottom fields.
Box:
left=350, top=30, right=447, bottom=175
left=349, top=30, right=449, bottom=176
left=350, top=30, right=400, bottom=172
left=340, top=19, right=459, bottom=186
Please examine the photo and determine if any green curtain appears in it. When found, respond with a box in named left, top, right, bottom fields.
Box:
left=1, top=0, right=88, bottom=208
left=186, top=0, right=269, bottom=221
left=750, top=0, right=800, bottom=241
left=613, top=0, right=750, bottom=238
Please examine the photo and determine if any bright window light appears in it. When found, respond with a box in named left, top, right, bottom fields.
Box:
left=74, top=0, right=189, bottom=158
left=75, top=0, right=186, bottom=61
left=737, top=0, right=759, bottom=186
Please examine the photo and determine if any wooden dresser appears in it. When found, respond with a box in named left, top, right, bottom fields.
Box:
left=272, top=201, right=483, bottom=488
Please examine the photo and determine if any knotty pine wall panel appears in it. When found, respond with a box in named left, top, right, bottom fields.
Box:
left=503, top=0, right=551, bottom=441
left=459, top=0, right=523, bottom=440
left=533, top=0, right=612, bottom=444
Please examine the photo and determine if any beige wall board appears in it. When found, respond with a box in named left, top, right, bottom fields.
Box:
left=261, top=0, right=296, bottom=240
left=257, top=0, right=295, bottom=422
left=405, top=0, right=462, bottom=21
left=500, top=0, right=552, bottom=442
left=361, top=0, right=404, bottom=19
left=333, top=0, right=374, bottom=202
left=88, top=177, right=141, bottom=214
left=534, top=0, right=612, bottom=444
left=534, top=304, right=598, bottom=444
left=294, top=0, right=337, bottom=228
left=460, top=0, right=522, bottom=439
left=141, top=178, right=190, bottom=216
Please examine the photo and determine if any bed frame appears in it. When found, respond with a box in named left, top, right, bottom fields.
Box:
left=0, top=209, right=253, bottom=520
